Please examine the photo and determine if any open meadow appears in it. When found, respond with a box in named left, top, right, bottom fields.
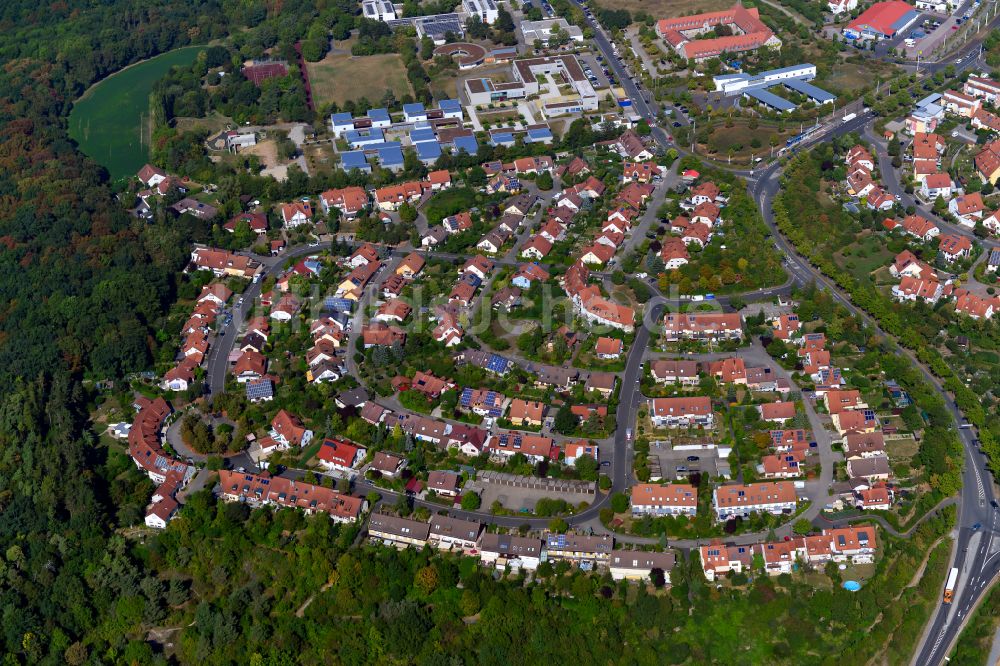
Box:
left=68, top=45, right=204, bottom=179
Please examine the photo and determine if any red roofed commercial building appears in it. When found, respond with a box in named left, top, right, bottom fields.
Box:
left=663, top=312, right=743, bottom=341
left=713, top=481, right=797, bottom=520
left=218, top=470, right=365, bottom=522
left=656, top=4, right=782, bottom=62
left=843, top=1, right=920, bottom=40
left=630, top=483, right=698, bottom=516
left=649, top=396, right=714, bottom=428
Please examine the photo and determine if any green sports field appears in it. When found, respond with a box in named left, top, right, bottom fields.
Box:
left=68, top=45, right=204, bottom=180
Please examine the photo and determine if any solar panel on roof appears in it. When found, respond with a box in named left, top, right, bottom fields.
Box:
left=453, top=135, right=478, bottom=155
left=410, top=128, right=437, bottom=142
left=460, top=387, right=473, bottom=406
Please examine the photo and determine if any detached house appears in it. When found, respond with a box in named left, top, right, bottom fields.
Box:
left=281, top=201, right=313, bottom=228
left=920, top=172, right=953, bottom=200
left=939, top=234, right=972, bottom=262
left=949, top=193, right=986, bottom=227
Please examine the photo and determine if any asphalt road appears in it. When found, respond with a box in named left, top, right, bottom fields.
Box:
left=573, top=13, right=999, bottom=661
left=201, top=15, right=999, bottom=659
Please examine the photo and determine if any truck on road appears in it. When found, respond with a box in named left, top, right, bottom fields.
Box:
left=944, top=567, right=959, bottom=604
left=842, top=112, right=857, bottom=124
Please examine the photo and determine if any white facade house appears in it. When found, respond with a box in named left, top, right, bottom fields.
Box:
left=362, top=0, right=397, bottom=20
left=463, top=0, right=498, bottom=23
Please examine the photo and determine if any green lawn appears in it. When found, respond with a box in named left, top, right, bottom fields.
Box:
left=68, top=45, right=205, bottom=179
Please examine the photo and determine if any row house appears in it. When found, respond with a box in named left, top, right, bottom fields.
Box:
left=650, top=359, right=700, bottom=385
left=219, top=470, right=365, bottom=523
left=713, top=481, right=797, bottom=521
left=429, top=515, right=483, bottom=551
left=964, top=75, right=1000, bottom=104
left=630, top=483, right=699, bottom=516
left=700, top=542, right=755, bottom=581
left=663, top=312, right=743, bottom=341
left=941, top=89, right=981, bottom=117
left=649, top=396, right=714, bottom=428
left=609, top=550, right=676, bottom=582
left=545, top=533, right=614, bottom=564
left=368, top=513, right=431, bottom=548
left=486, top=431, right=555, bottom=463
left=480, top=533, right=543, bottom=571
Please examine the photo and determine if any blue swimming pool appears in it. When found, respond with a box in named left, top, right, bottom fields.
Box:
left=842, top=580, right=861, bottom=591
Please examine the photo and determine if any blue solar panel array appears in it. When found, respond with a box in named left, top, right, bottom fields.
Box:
left=453, top=135, right=479, bottom=155
left=486, top=354, right=510, bottom=374
left=341, top=151, right=370, bottom=170
left=460, top=388, right=503, bottom=416
left=439, top=98, right=462, bottom=114
left=324, top=297, right=354, bottom=313
left=245, top=379, right=274, bottom=401
left=410, top=128, right=437, bottom=143
left=526, top=127, right=553, bottom=143
left=378, top=145, right=404, bottom=166
left=368, top=108, right=391, bottom=124
left=403, top=102, right=426, bottom=118
left=415, top=141, right=442, bottom=161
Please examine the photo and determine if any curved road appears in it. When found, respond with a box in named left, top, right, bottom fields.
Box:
left=198, top=14, right=999, bottom=662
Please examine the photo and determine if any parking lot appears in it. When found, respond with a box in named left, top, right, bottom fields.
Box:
left=577, top=52, right=613, bottom=89
left=648, top=440, right=728, bottom=482
left=466, top=470, right=596, bottom=512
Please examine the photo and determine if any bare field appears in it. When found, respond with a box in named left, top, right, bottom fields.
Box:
left=307, top=53, right=412, bottom=106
